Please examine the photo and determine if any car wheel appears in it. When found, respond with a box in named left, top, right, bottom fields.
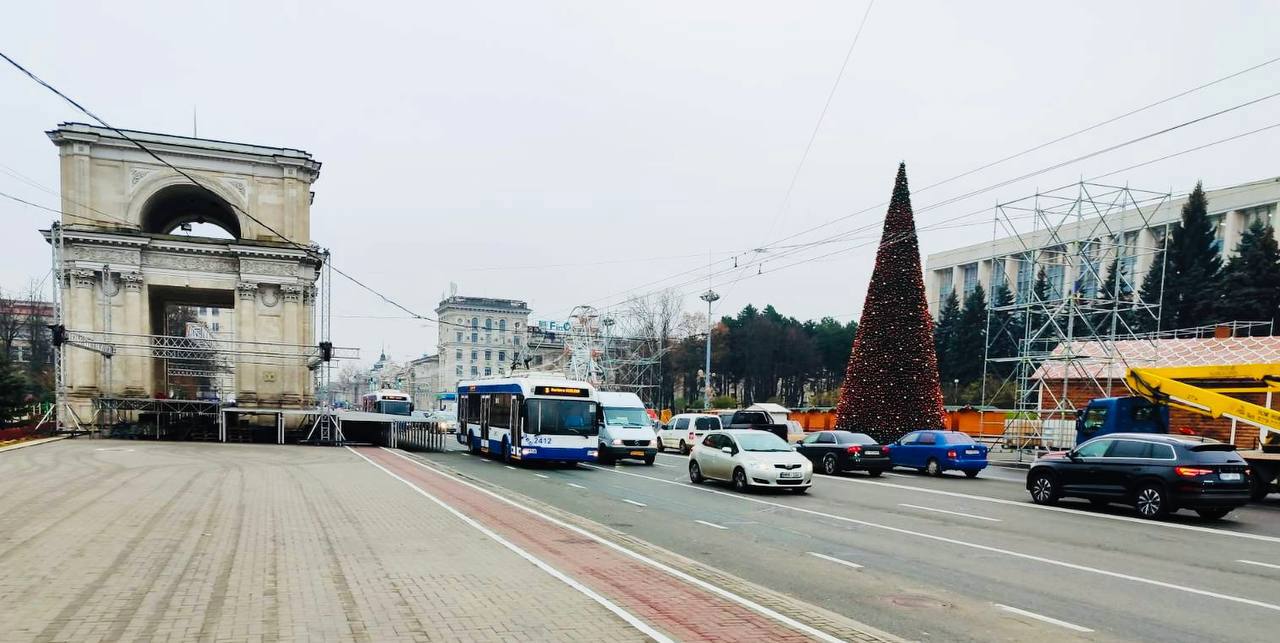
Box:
left=1028, top=471, right=1059, bottom=505
left=964, top=469, right=979, bottom=479
left=1250, top=475, right=1270, bottom=501
left=643, top=453, right=656, bottom=466
left=680, top=440, right=689, bottom=455
left=689, top=460, right=704, bottom=484
left=867, top=469, right=883, bottom=478
left=1134, top=483, right=1170, bottom=520
left=468, top=433, right=481, bottom=455
left=925, top=458, right=942, bottom=477
left=656, top=439, right=665, bottom=453
left=821, top=453, right=839, bottom=475
left=1195, top=507, right=1232, bottom=521
left=732, top=467, right=749, bottom=492
left=502, top=439, right=512, bottom=464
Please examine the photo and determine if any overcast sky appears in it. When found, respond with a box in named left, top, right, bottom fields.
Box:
left=2, top=1, right=1277, bottom=365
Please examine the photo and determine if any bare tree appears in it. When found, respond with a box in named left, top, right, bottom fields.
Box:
left=618, top=289, right=685, bottom=409
left=0, top=287, right=22, bottom=362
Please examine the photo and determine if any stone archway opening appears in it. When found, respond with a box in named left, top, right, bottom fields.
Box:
left=140, top=184, right=241, bottom=240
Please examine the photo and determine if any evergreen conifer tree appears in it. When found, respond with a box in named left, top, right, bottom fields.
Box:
left=1218, top=220, right=1280, bottom=332
left=1134, top=249, right=1165, bottom=333
left=834, top=163, right=946, bottom=442
left=951, top=284, right=988, bottom=384
left=986, top=284, right=1019, bottom=378
left=1163, top=182, right=1222, bottom=329
left=933, top=291, right=960, bottom=382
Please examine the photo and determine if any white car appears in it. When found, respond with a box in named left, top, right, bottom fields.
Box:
left=658, top=413, right=721, bottom=455
left=689, top=429, right=813, bottom=493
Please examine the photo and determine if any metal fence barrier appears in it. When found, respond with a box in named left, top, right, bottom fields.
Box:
left=381, top=421, right=448, bottom=452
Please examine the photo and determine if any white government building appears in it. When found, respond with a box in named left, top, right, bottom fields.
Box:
left=923, top=176, right=1280, bottom=318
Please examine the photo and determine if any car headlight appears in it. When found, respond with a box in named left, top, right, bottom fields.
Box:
left=611, top=438, right=623, bottom=446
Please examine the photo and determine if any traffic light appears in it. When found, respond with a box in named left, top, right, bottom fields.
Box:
left=319, top=341, right=333, bottom=361
left=49, top=324, right=66, bottom=347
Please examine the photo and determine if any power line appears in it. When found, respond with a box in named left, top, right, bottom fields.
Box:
left=0, top=161, right=134, bottom=227
left=760, top=0, right=875, bottom=242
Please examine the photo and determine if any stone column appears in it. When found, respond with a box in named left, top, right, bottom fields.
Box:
left=235, top=282, right=258, bottom=405
left=302, top=286, right=316, bottom=404
left=281, top=284, right=303, bottom=406
left=68, top=269, right=99, bottom=395
left=120, top=272, right=146, bottom=396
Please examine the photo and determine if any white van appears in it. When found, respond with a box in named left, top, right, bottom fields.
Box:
left=658, top=413, right=723, bottom=455
left=597, top=391, right=658, bottom=465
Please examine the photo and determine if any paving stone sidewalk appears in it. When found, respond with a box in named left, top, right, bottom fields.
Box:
left=0, top=440, right=645, bottom=642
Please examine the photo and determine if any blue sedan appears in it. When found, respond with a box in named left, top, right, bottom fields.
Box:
left=887, top=430, right=988, bottom=477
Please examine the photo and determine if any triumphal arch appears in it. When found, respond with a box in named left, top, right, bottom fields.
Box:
left=46, top=123, right=323, bottom=426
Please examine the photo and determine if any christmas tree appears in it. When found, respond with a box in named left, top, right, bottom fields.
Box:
left=834, top=163, right=946, bottom=442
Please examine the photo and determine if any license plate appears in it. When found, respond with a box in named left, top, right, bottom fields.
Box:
left=779, top=471, right=801, bottom=479
left=629, top=450, right=645, bottom=456
left=864, top=450, right=880, bottom=456
left=1220, top=472, right=1242, bottom=481
left=965, top=449, right=980, bottom=455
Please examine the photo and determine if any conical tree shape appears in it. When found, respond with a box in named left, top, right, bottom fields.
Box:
left=834, top=163, right=945, bottom=442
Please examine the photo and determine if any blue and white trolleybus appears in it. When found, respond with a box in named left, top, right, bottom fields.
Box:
left=457, top=375, right=599, bottom=463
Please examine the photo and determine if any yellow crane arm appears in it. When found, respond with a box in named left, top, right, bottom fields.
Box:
left=1125, top=365, right=1280, bottom=445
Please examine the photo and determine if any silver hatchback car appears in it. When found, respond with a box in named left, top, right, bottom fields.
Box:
left=689, top=429, right=813, bottom=493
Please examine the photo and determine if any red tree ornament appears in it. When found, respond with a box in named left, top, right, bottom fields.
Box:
left=834, top=163, right=946, bottom=443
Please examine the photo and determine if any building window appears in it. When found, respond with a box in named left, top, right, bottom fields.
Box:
left=484, top=350, right=492, bottom=361
left=212, top=308, right=219, bottom=317
left=937, top=268, right=954, bottom=308
left=1077, top=240, right=1099, bottom=298
left=961, top=263, right=978, bottom=300
left=1044, top=246, right=1066, bottom=300
left=485, top=318, right=492, bottom=330
left=471, top=317, right=479, bottom=329
left=471, top=350, right=478, bottom=361
left=456, top=365, right=462, bottom=376
left=1015, top=253, right=1033, bottom=303
left=455, top=349, right=462, bottom=360
left=514, top=334, right=522, bottom=346
left=1242, top=203, right=1276, bottom=231
left=471, top=332, right=478, bottom=343
left=210, top=322, right=220, bottom=332
left=499, top=319, right=506, bottom=331
left=470, top=366, right=478, bottom=376
left=484, top=367, right=492, bottom=376
left=1206, top=213, right=1225, bottom=255
left=1117, top=231, right=1138, bottom=296
left=455, top=331, right=462, bottom=342
left=499, top=350, right=506, bottom=362
left=991, top=258, right=1006, bottom=293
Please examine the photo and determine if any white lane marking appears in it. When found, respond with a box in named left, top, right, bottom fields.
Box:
left=653, top=462, right=674, bottom=468
left=566, top=482, right=586, bottom=489
left=505, top=465, right=518, bottom=470
left=899, top=503, right=1002, bottom=522
left=695, top=519, right=728, bottom=530
left=994, top=604, right=1093, bottom=633
left=346, top=448, right=672, bottom=643
left=534, top=473, right=550, bottom=479
left=807, top=552, right=863, bottom=569
left=882, top=472, right=911, bottom=478
left=584, top=463, right=1280, bottom=614
left=622, top=499, right=648, bottom=507
left=813, top=471, right=1280, bottom=545
left=384, top=449, right=847, bottom=643
left=1238, top=559, right=1280, bottom=571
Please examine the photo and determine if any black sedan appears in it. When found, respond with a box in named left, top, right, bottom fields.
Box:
left=795, top=430, right=891, bottom=476
left=1026, top=433, right=1252, bottom=520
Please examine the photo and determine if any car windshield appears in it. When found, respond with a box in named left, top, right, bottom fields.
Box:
left=734, top=432, right=791, bottom=452
left=603, top=407, right=651, bottom=427
left=527, top=399, right=598, bottom=436
left=945, top=433, right=976, bottom=445
left=380, top=400, right=411, bottom=416
left=839, top=432, right=877, bottom=445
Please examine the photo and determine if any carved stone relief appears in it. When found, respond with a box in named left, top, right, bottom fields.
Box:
left=236, top=281, right=259, bottom=300
left=240, top=258, right=297, bottom=279
left=67, top=246, right=141, bottom=265
left=281, top=284, right=303, bottom=303
left=120, top=272, right=144, bottom=291
left=143, top=253, right=239, bottom=274
left=70, top=269, right=96, bottom=289
left=260, top=284, right=280, bottom=308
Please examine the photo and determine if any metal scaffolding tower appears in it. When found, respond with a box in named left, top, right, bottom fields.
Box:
left=981, top=182, right=1172, bottom=452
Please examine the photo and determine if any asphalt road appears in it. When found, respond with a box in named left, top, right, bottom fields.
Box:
left=410, top=443, right=1280, bottom=642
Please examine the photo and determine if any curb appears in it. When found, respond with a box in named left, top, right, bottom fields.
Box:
left=0, top=435, right=69, bottom=454
left=987, top=460, right=1032, bottom=470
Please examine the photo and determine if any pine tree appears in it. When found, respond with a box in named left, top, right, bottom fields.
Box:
left=986, top=284, right=1019, bottom=378
left=951, top=284, right=988, bottom=384
left=0, top=360, right=28, bottom=423
left=1133, top=250, right=1165, bottom=333
left=834, top=163, right=946, bottom=442
left=1163, top=182, right=1222, bottom=329
left=933, top=291, right=960, bottom=382
left=1218, top=220, right=1280, bottom=332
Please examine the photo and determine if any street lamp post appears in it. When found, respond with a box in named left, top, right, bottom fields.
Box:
left=699, top=289, right=720, bottom=410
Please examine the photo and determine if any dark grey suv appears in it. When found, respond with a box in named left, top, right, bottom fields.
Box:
left=1025, top=433, right=1251, bottom=520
